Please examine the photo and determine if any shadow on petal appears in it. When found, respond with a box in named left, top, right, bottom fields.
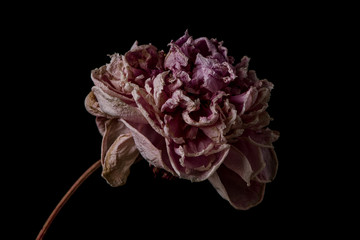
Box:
left=209, top=165, right=265, bottom=210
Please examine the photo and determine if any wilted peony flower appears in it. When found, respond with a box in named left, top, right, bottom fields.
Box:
left=85, top=31, right=279, bottom=210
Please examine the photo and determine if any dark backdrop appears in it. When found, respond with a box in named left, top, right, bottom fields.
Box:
left=5, top=2, right=334, bottom=239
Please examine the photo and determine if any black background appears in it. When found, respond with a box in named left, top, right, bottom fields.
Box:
left=4, top=2, right=343, bottom=239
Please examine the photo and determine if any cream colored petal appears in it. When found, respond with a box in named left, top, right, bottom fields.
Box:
left=102, top=133, right=139, bottom=187
left=92, top=86, right=148, bottom=124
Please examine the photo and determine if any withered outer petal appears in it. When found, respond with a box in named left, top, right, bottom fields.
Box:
left=102, top=133, right=140, bottom=187
left=84, top=91, right=108, bottom=118
left=92, top=86, right=148, bottom=124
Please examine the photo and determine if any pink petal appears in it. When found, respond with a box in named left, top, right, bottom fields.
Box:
left=164, top=43, right=189, bottom=72
left=164, top=113, right=185, bottom=144
left=125, top=44, right=164, bottom=75
left=235, top=56, right=250, bottom=81
left=208, top=165, right=266, bottom=210
left=200, top=121, right=226, bottom=144
left=161, top=89, right=200, bottom=113
left=92, top=86, right=148, bottom=124
left=121, top=119, right=175, bottom=175
left=182, top=130, right=214, bottom=157
left=242, top=111, right=271, bottom=130
left=152, top=71, right=169, bottom=109
left=166, top=139, right=230, bottom=182
left=131, top=86, right=165, bottom=136
left=229, top=87, right=258, bottom=115
left=232, top=138, right=265, bottom=178
left=193, top=37, right=226, bottom=62
left=165, top=139, right=187, bottom=178
left=244, top=129, right=279, bottom=182
left=182, top=102, right=219, bottom=127
left=256, top=148, right=278, bottom=183
left=223, top=146, right=253, bottom=186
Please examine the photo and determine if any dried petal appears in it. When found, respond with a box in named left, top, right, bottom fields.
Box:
left=121, top=119, right=175, bottom=175
left=209, top=165, right=266, bottom=210
left=86, top=31, right=279, bottom=211
left=92, top=86, right=147, bottom=124
left=102, top=133, right=139, bottom=187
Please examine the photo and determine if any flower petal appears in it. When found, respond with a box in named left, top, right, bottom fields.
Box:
left=164, top=113, right=185, bottom=144
left=164, top=43, right=189, bottom=72
left=244, top=129, right=279, bottom=182
left=131, top=86, right=165, bottom=136
left=95, top=116, right=107, bottom=136
left=167, top=139, right=230, bottom=182
left=121, top=119, right=175, bottom=175
left=182, top=101, right=219, bottom=127
left=101, top=119, right=131, bottom=165
left=208, top=165, right=266, bottom=210
left=235, top=56, right=250, bottom=81
left=92, top=86, right=148, bottom=124
left=191, top=54, right=236, bottom=93
left=102, top=133, right=139, bottom=187
left=232, top=138, right=265, bottom=178
left=91, top=66, right=135, bottom=105
left=223, top=146, right=253, bottom=186
left=84, top=91, right=108, bottom=117
left=229, top=87, right=258, bottom=115
left=256, top=148, right=278, bottom=183
left=153, top=71, right=169, bottom=109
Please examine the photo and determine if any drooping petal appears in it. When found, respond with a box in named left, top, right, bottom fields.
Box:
left=92, top=86, right=148, bottom=124
left=95, top=116, right=108, bottom=136
left=256, top=147, right=278, bottom=183
left=223, top=146, right=253, bottom=186
left=102, top=133, right=139, bottom=187
left=232, top=138, right=265, bottom=178
left=245, top=128, right=279, bottom=146
left=101, top=119, right=131, bottom=165
left=242, top=111, right=271, bottom=130
left=244, top=129, right=279, bottom=182
left=209, top=165, right=266, bottom=210
left=121, top=119, right=175, bottom=175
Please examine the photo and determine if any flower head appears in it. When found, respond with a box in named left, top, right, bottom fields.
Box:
left=85, top=31, right=279, bottom=210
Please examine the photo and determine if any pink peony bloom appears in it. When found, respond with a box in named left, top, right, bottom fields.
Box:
left=85, top=31, right=279, bottom=210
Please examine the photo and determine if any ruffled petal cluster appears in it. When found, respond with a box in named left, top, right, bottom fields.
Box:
left=85, top=31, right=279, bottom=209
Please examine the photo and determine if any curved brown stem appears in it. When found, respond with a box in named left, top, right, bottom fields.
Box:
left=36, top=160, right=101, bottom=240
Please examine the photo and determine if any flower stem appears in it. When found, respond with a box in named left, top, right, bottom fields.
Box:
left=36, top=160, right=101, bottom=240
